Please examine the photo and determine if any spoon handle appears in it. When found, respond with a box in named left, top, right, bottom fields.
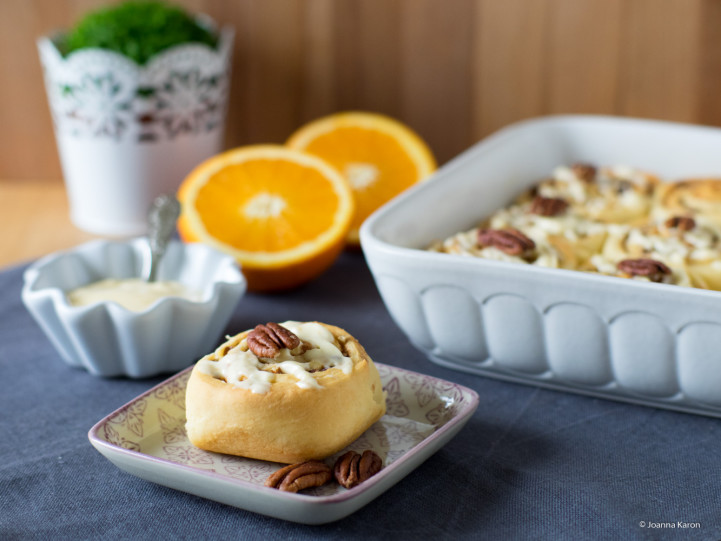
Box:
left=146, top=194, right=181, bottom=282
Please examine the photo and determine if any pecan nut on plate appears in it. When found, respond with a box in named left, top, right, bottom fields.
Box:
left=477, top=228, right=536, bottom=256
left=530, top=195, right=569, bottom=217
left=617, top=258, right=671, bottom=283
left=264, top=461, right=332, bottom=493
left=333, top=450, right=383, bottom=489
left=247, top=322, right=301, bottom=358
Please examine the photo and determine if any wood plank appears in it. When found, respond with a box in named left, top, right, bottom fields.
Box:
left=237, top=0, right=305, bottom=144
left=299, top=0, right=337, bottom=123
left=333, top=0, right=401, bottom=115
left=618, top=0, right=703, bottom=121
left=697, top=0, right=721, bottom=126
left=472, top=0, right=550, bottom=141
left=399, top=0, right=474, bottom=164
left=545, top=0, right=623, bottom=114
left=0, top=1, right=61, bottom=179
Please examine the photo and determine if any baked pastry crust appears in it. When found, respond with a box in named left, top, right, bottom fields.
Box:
left=653, top=178, right=721, bottom=229
left=185, top=322, right=386, bottom=463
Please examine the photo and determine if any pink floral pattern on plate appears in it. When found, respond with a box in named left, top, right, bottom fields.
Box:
left=92, top=363, right=476, bottom=498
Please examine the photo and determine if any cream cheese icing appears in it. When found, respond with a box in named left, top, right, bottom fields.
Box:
left=197, top=321, right=353, bottom=394
left=67, top=278, right=199, bottom=311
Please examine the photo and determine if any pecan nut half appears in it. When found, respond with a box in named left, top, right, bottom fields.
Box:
left=247, top=322, right=301, bottom=358
left=333, top=450, right=383, bottom=489
left=665, top=216, right=696, bottom=232
left=571, top=163, right=597, bottom=182
left=530, top=195, right=569, bottom=217
left=477, top=228, right=535, bottom=256
left=617, top=258, right=671, bottom=282
left=264, top=461, right=332, bottom=493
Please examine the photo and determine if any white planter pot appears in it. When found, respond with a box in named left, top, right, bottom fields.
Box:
left=38, top=25, right=234, bottom=236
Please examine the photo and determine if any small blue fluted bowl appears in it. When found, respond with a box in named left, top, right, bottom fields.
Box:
left=22, top=239, right=245, bottom=378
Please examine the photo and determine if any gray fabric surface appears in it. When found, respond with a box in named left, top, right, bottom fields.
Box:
left=1, top=251, right=720, bottom=540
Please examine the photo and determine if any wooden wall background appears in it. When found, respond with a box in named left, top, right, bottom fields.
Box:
left=1, top=0, right=720, bottom=180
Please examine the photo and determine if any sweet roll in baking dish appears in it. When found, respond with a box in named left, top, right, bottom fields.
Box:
left=430, top=164, right=721, bottom=290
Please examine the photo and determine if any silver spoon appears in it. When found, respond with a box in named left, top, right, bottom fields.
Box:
left=146, top=194, right=181, bottom=282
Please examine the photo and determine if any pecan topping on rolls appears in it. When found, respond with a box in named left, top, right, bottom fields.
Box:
left=478, top=228, right=536, bottom=256
left=333, top=450, right=383, bottom=489
left=615, top=180, right=633, bottom=194
left=247, top=322, right=301, bottom=358
left=665, top=216, right=696, bottom=232
left=530, top=195, right=569, bottom=217
left=265, top=461, right=332, bottom=492
left=617, top=258, right=671, bottom=282
left=571, top=163, right=597, bottom=182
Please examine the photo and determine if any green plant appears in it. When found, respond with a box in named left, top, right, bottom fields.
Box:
left=60, top=1, right=218, bottom=65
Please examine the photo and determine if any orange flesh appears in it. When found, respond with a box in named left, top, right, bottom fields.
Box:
left=301, top=127, right=420, bottom=230
left=193, top=159, right=340, bottom=252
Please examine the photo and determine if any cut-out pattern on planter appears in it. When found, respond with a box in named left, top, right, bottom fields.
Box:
left=37, top=29, right=233, bottom=143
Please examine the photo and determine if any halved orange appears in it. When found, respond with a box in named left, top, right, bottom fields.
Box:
left=177, top=145, right=354, bottom=291
left=286, top=112, right=437, bottom=245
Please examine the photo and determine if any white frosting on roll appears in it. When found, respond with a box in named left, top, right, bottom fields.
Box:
left=431, top=226, right=561, bottom=268
left=489, top=203, right=606, bottom=242
left=547, top=165, right=590, bottom=202
left=197, top=321, right=353, bottom=394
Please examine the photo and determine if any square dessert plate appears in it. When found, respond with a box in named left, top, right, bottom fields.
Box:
left=88, top=363, right=479, bottom=524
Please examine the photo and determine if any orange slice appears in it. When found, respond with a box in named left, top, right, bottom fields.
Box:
left=177, top=145, right=354, bottom=292
left=286, top=112, right=437, bottom=245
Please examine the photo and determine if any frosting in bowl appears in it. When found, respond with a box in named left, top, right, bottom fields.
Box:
left=67, top=278, right=200, bottom=312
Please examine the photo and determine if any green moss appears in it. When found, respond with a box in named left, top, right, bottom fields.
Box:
left=60, top=1, right=218, bottom=65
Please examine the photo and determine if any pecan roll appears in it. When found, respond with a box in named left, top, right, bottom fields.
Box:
left=571, top=163, right=597, bottom=182
left=530, top=195, right=569, bottom=217
left=617, top=258, right=671, bottom=282
left=665, top=216, right=696, bottom=232
left=247, top=322, right=301, bottom=358
left=333, top=450, right=383, bottom=489
left=264, top=461, right=332, bottom=492
left=477, top=228, right=535, bottom=256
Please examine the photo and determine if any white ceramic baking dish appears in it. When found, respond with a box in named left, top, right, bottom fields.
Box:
left=361, top=115, right=721, bottom=418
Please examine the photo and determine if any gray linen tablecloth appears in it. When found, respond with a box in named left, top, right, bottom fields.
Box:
left=1, top=251, right=720, bottom=540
